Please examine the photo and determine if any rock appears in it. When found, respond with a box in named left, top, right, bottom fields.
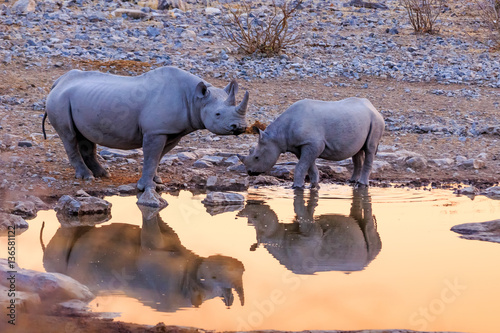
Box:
left=54, top=195, right=112, bottom=226
left=158, top=0, right=186, bottom=11
left=428, top=158, right=454, bottom=167
left=269, top=165, right=295, bottom=178
left=205, top=7, right=221, bottom=15
left=482, top=186, right=500, bottom=199
left=12, top=201, right=36, bottom=218
left=202, top=192, right=245, bottom=206
left=455, top=155, right=467, bottom=164
left=193, top=159, right=213, bottom=168
left=99, top=148, right=142, bottom=159
left=228, top=164, right=247, bottom=173
left=253, top=175, right=280, bottom=186
left=0, top=259, right=95, bottom=302
left=136, top=188, right=168, bottom=208
left=146, top=26, right=161, bottom=38
left=206, top=176, right=218, bottom=188
left=371, top=160, right=391, bottom=173
left=405, top=156, right=427, bottom=170
left=201, top=155, right=224, bottom=165
left=180, top=29, right=196, bottom=40
left=177, top=152, right=197, bottom=161
left=18, top=140, right=33, bottom=148
left=224, top=155, right=240, bottom=166
left=114, top=9, right=149, bottom=19
left=0, top=285, right=41, bottom=311
left=0, top=213, right=29, bottom=234
left=75, top=190, right=91, bottom=197
left=117, top=184, right=136, bottom=195
left=11, top=0, right=36, bottom=14
left=451, top=219, right=500, bottom=244
left=473, top=159, right=485, bottom=169
left=456, top=186, right=478, bottom=196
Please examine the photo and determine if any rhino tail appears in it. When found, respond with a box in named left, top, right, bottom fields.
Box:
left=42, top=112, right=48, bottom=140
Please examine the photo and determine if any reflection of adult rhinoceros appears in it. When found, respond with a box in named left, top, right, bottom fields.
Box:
left=43, top=205, right=245, bottom=311
left=43, top=67, right=249, bottom=197
left=239, top=187, right=381, bottom=274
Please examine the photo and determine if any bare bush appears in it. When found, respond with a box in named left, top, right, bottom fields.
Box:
left=475, top=0, right=500, bottom=31
left=220, top=0, right=303, bottom=56
left=400, top=0, right=446, bottom=34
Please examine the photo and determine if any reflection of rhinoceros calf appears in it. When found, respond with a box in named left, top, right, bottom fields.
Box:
left=43, top=205, right=244, bottom=312
left=239, top=187, right=381, bottom=274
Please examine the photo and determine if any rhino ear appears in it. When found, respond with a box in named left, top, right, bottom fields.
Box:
left=196, top=81, right=210, bottom=99
left=258, top=128, right=267, bottom=142
left=224, top=80, right=239, bottom=96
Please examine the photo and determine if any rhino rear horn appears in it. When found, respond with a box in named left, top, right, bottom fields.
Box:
left=225, top=80, right=238, bottom=106
left=236, top=91, right=249, bottom=116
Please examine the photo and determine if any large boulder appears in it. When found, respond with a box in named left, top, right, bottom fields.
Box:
left=0, top=213, right=29, bottom=235
left=54, top=194, right=112, bottom=226
left=0, top=259, right=95, bottom=303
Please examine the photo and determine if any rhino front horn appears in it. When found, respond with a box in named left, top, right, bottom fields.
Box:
left=236, top=91, right=249, bottom=116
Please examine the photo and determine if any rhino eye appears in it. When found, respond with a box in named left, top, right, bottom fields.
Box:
left=255, top=156, right=259, bottom=160
left=215, top=112, right=221, bottom=117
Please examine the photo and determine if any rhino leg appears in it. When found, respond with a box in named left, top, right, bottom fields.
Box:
left=153, top=135, right=183, bottom=185
left=78, top=137, right=110, bottom=178
left=60, top=134, right=94, bottom=180
left=293, top=144, right=323, bottom=189
left=307, top=163, right=320, bottom=189
left=350, top=150, right=365, bottom=183
left=358, top=148, right=375, bottom=186
left=138, top=134, right=168, bottom=191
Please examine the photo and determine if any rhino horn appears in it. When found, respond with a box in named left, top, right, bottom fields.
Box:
left=235, top=283, right=245, bottom=306
left=237, top=154, right=246, bottom=163
left=225, top=80, right=238, bottom=106
left=236, top=91, right=249, bottom=116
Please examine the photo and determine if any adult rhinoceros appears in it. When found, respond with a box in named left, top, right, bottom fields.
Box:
left=43, top=66, right=249, bottom=194
left=43, top=205, right=245, bottom=311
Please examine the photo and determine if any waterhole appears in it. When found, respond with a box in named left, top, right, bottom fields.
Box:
left=3, top=185, right=500, bottom=332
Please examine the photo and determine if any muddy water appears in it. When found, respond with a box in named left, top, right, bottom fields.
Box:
left=3, top=185, right=500, bottom=332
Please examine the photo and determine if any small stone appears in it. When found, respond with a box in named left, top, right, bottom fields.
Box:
left=114, top=9, right=149, bottom=19
left=12, top=201, right=37, bottom=218
left=228, top=164, right=247, bottom=173
left=205, top=7, right=221, bottom=15
left=224, top=155, right=240, bottom=165
left=18, top=140, right=33, bottom=148
left=451, top=219, right=500, bottom=244
left=193, top=159, right=213, bottom=168
left=176, top=152, right=197, bottom=161
left=405, top=156, right=427, bottom=170
left=473, top=159, right=485, bottom=169
left=180, top=29, right=196, bottom=40
left=206, top=176, right=218, bottom=187
left=11, top=0, right=36, bottom=14
left=253, top=175, right=280, bottom=186
left=146, top=26, right=161, bottom=38
left=201, top=155, right=224, bottom=165
left=117, top=184, right=136, bottom=194
left=482, top=186, right=500, bottom=198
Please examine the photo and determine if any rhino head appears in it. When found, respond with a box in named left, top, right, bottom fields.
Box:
left=196, top=255, right=245, bottom=307
left=238, top=129, right=281, bottom=176
left=195, top=80, right=249, bottom=135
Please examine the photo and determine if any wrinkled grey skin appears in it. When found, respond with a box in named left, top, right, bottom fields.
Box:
left=43, top=205, right=245, bottom=311
left=44, top=66, right=249, bottom=192
left=238, top=187, right=381, bottom=274
left=239, top=98, right=384, bottom=188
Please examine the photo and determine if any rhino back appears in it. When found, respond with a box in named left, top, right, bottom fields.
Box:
left=47, top=67, right=200, bottom=149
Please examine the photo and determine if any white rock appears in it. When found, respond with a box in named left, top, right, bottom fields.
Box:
left=202, top=192, right=245, bottom=206
left=205, top=7, right=221, bottom=15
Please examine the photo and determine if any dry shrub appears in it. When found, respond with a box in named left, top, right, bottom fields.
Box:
left=220, top=0, right=303, bottom=56
left=475, top=0, right=500, bottom=34
left=400, top=0, right=446, bottom=34
left=72, top=59, right=152, bottom=74
left=244, top=120, right=267, bottom=134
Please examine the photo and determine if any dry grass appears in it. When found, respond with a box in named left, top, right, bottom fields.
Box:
left=400, top=0, right=446, bottom=34
left=244, top=120, right=268, bottom=134
left=474, top=0, right=500, bottom=46
left=220, top=0, right=303, bottom=56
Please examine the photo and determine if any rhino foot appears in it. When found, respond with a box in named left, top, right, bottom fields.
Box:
left=75, top=169, right=94, bottom=181
left=137, top=187, right=168, bottom=208
left=310, top=183, right=320, bottom=190
left=93, top=168, right=110, bottom=178
left=292, top=184, right=305, bottom=190
left=354, top=181, right=369, bottom=188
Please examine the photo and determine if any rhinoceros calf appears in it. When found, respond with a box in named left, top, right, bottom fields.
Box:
left=43, top=66, right=248, bottom=192
left=239, top=97, right=384, bottom=188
